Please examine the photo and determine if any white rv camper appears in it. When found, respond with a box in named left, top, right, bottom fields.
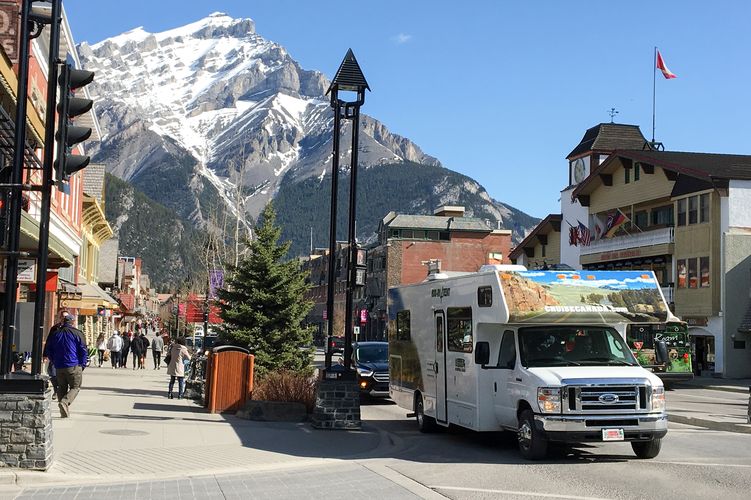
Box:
left=388, top=268, right=672, bottom=460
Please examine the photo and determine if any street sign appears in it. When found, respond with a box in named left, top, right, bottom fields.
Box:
left=353, top=326, right=360, bottom=337
left=2, top=258, right=36, bottom=282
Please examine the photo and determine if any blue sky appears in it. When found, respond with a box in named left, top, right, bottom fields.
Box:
left=64, top=1, right=751, bottom=220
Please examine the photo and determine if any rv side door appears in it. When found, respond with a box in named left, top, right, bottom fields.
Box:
left=493, top=330, right=518, bottom=428
left=434, top=311, right=448, bottom=424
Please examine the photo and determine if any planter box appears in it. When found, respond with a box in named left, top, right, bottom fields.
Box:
left=236, top=400, right=308, bottom=422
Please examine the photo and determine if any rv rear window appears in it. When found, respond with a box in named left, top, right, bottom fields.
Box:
left=396, top=310, right=411, bottom=341
left=477, top=286, right=492, bottom=307
left=447, top=307, right=473, bottom=353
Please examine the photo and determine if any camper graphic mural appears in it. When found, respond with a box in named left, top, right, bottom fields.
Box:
left=500, top=271, right=669, bottom=324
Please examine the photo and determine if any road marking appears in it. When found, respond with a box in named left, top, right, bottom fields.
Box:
left=430, top=486, right=612, bottom=500
left=652, top=460, right=751, bottom=469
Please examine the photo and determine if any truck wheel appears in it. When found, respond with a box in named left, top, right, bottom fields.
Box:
left=416, top=396, right=437, bottom=433
left=631, top=438, right=661, bottom=459
left=518, top=409, right=548, bottom=460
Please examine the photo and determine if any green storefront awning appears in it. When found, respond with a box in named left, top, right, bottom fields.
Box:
left=20, top=212, right=77, bottom=266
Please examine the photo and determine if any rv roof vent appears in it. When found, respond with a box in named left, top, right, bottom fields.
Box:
left=479, top=264, right=528, bottom=273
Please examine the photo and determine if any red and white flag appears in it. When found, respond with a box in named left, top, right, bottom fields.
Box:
left=656, top=50, right=677, bottom=79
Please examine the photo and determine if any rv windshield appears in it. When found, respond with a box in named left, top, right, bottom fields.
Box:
left=519, top=326, right=638, bottom=368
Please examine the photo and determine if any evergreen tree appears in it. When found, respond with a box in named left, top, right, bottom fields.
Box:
left=217, top=202, right=314, bottom=376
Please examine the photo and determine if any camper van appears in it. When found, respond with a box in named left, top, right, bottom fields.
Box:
left=388, top=267, right=671, bottom=460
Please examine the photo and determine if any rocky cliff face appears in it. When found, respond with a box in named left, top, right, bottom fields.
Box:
left=81, top=12, right=536, bottom=267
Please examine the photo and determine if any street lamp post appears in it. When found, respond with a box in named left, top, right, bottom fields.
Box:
left=324, top=49, right=369, bottom=372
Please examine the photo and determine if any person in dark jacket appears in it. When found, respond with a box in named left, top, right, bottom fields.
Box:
left=43, top=310, right=88, bottom=418
left=131, top=333, right=145, bottom=370
left=120, top=332, right=131, bottom=368
left=138, top=333, right=150, bottom=369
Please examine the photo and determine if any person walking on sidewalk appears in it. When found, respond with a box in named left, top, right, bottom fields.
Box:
left=151, top=333, right=164, bottom=369
left=166, top=337, right=191, bottom=399
left=95, top=333, right=106, bottom=367
left=42, top=310, right=88, bottom=418
left=131, top=332, right=145, bottom=369
left=138, top=333, right=150, bottom=369
left=120, top=332, right=131, bottom=368
left=107, top=331, right=123, bottom=369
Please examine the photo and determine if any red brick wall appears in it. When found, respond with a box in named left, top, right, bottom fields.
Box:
left=397, top=232, right=512, bottom=285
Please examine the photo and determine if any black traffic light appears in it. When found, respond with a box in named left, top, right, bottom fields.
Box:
left=55, top=63, right=94, bottom=183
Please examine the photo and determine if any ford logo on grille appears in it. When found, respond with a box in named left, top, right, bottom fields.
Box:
left=598, top=393, right=619, bottom=404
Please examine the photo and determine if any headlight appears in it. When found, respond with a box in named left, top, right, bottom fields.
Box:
left=651, top=386, right=666, bottom=411
left=356, top=367, right=374, bottom=377
left=537, top=387, right=561, bottom=413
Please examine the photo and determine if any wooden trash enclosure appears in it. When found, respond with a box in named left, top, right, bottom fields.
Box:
left=206, top=346, right=255, bottom=413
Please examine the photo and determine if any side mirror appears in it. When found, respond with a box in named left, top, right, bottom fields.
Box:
left=655, top=340, right=669, bottom=365
left=475, top=341, right=490, bottom=366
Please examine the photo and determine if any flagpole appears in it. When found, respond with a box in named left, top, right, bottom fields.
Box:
left=652, top=46, right=657, bottom=143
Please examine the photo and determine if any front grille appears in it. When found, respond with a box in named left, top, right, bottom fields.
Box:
left=373, top=372, right=389, bottom=383
left=585, top=419, right=639, bottom=427
left=564, top=384, right=645, bottom=413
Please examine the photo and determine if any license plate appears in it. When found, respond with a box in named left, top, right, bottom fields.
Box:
left=602, top=428, right=624, bottom=441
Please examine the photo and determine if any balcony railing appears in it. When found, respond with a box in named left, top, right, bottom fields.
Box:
left=580, top=227, right=674, bottom=255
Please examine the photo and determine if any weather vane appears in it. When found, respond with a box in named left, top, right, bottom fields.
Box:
left=608, top=108, right=619, bottom=123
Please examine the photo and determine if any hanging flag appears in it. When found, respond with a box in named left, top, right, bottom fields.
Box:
left=569, top=226, right=578, bottom=246
left=605, top=210, right=629, bottom=238
left=656, top=50, right=677, bottom=79
left=594, top=223, right=603, bottom=240
left=577, top=221, right=591, bottom=246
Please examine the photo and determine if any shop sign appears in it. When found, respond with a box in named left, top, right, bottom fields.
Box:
left=0, top=1, right=19, bottom=64
left=2, top=258, right=36, bottom=282
left=599, top=249, right=642, bottom=261
left=685, top=316, right=708, bottom=327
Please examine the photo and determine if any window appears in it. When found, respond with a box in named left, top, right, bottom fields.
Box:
left=700, top=257, right=710, bottom=287
left=688, top=258, right=698, bottom=288
left=677, top=259, right=687, bottom=288
left=427, top=231, right=440, bottom=240
left=688, top=196, right=698, bottom=224
left=498, top=331, right=516, bottom=369
left=447, top=307, right=473, bottom=353
left=402, top=230, right=414, bottom=239
left=677, top=199, right=687, bottom=226
left=413, top=230, right=425, bottom=240
left=624, top=167, right=630, bottom=184
left=651, top=205, right=673, bottom=226
left=396, top=310, right=411, bottom=341
left=439, top=231, right=450, bottom=241
left=541, top=245, right=546, bottom=258
left=436, top=316, right=444, bottom=352
left=634, top=211, right=648, bottom=230
left=700, top=194, right=710, bottom=223
left=477, top=286, right=492, bottom=307
left=634, top=163, right=641, bottom=181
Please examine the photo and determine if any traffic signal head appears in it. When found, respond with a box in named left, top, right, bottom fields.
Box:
left=55, top=63, right=95, bottom=183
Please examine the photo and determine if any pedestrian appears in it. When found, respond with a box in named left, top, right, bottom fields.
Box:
left=130, top=331, right=144, bottom=370
left=42, top=310, right=87, bottom=418
left=120, top=332, right=131, bottom=368
left=139, top=333, right=150, bottom=369
left=107, top=331, right=123, bottom=369
left=166, top=337, right=191, bottom=399
left=151, top=331, right=164, bottom=369
left=96, top=333, right=107, bottom=367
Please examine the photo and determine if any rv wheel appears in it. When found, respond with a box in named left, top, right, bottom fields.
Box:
left=518, top=409, right=548, bottom=460
left=416, top=396, right=437, bottom=433
left=631, top=438, right=662, bottom=459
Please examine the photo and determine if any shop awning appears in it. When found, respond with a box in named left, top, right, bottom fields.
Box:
left=65, top=281, right=119, bottom=312
left=20, top=212, right=77, bottom=267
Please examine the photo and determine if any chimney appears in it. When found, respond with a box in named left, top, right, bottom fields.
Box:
left=434, top=205, right=465, bottom=218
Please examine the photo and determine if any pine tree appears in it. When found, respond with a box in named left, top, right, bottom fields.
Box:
left=217, top=202, right=314, bottom=376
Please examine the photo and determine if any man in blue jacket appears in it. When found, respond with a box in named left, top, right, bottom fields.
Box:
left=43, top=310, right=88, bottom=418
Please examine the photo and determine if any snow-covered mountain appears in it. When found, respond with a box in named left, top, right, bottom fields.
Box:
left=79, top=12, right=535, bottom=252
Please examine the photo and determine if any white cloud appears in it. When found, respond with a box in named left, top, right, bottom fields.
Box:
left=520, top=272, right=546, bottom=277
left=391, top=33, right=412, bottom=44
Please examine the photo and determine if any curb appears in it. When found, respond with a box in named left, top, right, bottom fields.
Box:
left=668, top=413, right=751, bottom=434
left=673, top=383, right=750, bottom=395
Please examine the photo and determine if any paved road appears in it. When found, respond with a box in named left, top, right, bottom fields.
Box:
left=5, top=367, right=750, bottom=499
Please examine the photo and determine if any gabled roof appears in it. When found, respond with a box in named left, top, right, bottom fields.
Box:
left=572, top=149, right=751, bottom=200
left=386, top=214, right=490, bottom=232
left=567, top=123, right=648, bottom=159
left=509, top=214, right=562, bottom=260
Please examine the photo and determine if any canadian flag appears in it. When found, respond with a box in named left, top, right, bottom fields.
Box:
left=656, top=50, right=677, bottom=79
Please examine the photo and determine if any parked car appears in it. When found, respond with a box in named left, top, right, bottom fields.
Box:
left=352, top=341, right=389, bottom=398
left=328, top=336, right=345, bottom=354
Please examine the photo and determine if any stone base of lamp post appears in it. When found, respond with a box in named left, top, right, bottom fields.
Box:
left=0, top=378, right=53, bottom=470
left=311, top=368, right=361, bottom=430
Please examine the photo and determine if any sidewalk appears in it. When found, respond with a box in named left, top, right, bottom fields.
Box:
left=0, top=364, right=393, bottom=493
left=667, top=377, right=751, bottom=434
